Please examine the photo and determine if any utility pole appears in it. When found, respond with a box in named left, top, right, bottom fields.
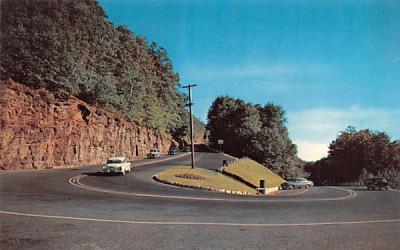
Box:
left=182, top=84, right=197, bottom=169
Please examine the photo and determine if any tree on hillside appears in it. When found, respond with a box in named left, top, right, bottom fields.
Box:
left=207, top=96, right=303, bottom=177
left=253, top=103, right=298, bottom=177
left=305, top=126, right=400, bottom=186
left=207, top=96, right=261, bottom=157
left=0, top=0, right=205, bottom=141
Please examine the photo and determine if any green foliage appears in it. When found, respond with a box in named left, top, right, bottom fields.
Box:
left=207, top=96, right=304, bottom=178
left=207, top=97, right=260, bottom=157
left=378, top=168, right=400, bottom=189
left=0, top=0, right=204, bottom=140
left=305, top=126, right=400, bottom=185
left=172, top=112, right=206, bottom=145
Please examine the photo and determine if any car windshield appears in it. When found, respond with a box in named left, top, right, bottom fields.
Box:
left=107, top=159, right=123, bottom=164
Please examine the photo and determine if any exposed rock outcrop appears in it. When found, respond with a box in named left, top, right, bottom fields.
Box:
left=0, top=80, right=172, bottom=170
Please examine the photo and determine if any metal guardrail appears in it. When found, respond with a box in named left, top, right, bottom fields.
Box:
left=337, top=182, right=364, bottom=186
left=217, top=157, right=239, bottom=173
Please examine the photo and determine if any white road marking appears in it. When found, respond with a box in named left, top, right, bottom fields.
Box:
left=0, top=152, right=190, bottom=175
left=271, top=188, right=310, bottom=196
left=2, top=152, right=397, bottom=229
left=1, top=153, right=394, bottom=229
left=0, top=210, right=398, bottom=227
left=131, top=153, right=190, bottom=167
left=69, top=175, right=358, bottom=202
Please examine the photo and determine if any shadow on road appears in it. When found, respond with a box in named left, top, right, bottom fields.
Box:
left=133, top=169, right=164, bottom=172
left=83, top=172, right=122, bottom=177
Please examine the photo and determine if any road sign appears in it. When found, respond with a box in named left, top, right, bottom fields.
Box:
left=218, top=139, right=224, bottom=145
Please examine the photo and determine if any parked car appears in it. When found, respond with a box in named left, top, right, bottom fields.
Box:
left=366, top=177, right=390, bottom=190
left=168, top=147, right=177, bottom=155
left=182, top=146, right=191, bottom=152
left=102, top=157, right=131, bottom=175
left=147, top=148, right=161, bottom=159
left=286, top=178, right=314, bottom=189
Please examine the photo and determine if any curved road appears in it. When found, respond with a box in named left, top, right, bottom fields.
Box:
left=1, top=152, right=399, bottom=249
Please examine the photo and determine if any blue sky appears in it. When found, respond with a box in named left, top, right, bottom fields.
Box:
left=99, top=0, right=400, bottom=161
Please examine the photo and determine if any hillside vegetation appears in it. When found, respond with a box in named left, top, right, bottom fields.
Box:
left=0, top=0, right=204, bottom=140
left=305, top=127, right=400, bottom=187
left=207, top=96, right=305, bottom=178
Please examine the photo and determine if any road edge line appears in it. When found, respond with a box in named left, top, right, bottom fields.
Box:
left=1, top=210, right=399, bottom=228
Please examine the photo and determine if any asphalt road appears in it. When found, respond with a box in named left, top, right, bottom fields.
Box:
left=1, top=152, right=399, bottom=250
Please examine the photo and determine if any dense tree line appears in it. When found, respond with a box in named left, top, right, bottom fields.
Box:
left=305, top=127, right=400, bottom=187
left=0, top=0, right=204, bottom=140
left=207, top=96, right=305, bottom=178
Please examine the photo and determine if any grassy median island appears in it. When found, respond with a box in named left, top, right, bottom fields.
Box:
left=223, top=158, right=286, bottom=188
left=155, top=166, right=256, bottom=195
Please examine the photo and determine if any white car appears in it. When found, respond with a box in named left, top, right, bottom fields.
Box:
left=102, top=157, right=131, bottom=175
left=286, top=178, right=314, bottom=189
left=147, top=149, right=161, bottom=159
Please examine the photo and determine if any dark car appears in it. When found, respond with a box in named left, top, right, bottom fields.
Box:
left=366, top=177, right=390, bottom=190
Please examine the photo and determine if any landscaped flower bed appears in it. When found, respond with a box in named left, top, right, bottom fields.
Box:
left=154, top=166, right=256, bottom=195
left=175, top=173, right=205, bottom=180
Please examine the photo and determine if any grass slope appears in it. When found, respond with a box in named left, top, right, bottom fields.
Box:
left=155, top=166, right=256, bottom=194
left=223, top=159, right=286, bottom=188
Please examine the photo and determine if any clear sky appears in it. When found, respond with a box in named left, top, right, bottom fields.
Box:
left=99, top=0, right=400, bottom=161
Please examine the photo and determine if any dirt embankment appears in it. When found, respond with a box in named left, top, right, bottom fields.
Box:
left=0, top=79, right=172, bottom=170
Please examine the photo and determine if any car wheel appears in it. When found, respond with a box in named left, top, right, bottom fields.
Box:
left=290, top=185, right=295, bottom=190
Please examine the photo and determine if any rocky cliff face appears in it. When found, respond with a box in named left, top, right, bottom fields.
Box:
left=0, top=80, right=172, bottom=170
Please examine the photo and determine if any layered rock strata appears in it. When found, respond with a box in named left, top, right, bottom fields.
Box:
left=0, top=80, right=171, bottom=170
